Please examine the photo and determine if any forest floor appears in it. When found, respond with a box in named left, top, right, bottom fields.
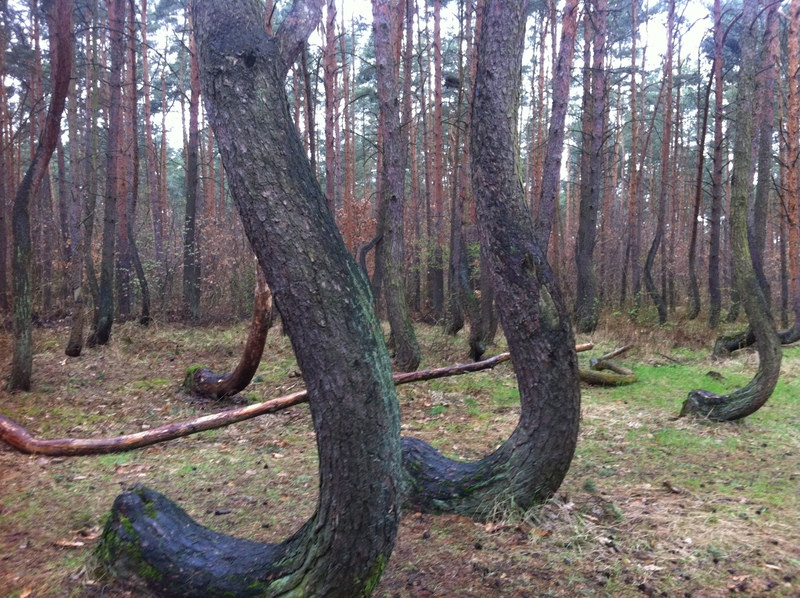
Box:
left=0, top=315, right=799, bottom=597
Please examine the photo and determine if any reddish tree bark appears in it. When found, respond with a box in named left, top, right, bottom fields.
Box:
left=184, top=272, right=274, bottom=399
left=10, top=0, right=73, bottom=390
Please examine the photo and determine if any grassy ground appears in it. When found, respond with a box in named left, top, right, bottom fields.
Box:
left=0, top=316, right=798, bottom=597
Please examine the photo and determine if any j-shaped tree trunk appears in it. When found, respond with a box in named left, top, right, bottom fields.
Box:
left=97, top=1, right=402, bottom=596
left=402, top=0, right=580, bottom=518
left=681, top=0, right=781, bottom=421
left=183, top=270, right=273, bottom=400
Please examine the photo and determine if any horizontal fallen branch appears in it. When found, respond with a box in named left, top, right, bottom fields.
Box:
left=0, top=344, right=592, bottom=457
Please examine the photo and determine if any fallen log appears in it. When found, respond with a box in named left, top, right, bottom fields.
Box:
left=580, top=344, right=637, bottom=386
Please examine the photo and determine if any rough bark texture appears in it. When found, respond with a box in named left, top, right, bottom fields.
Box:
left=184, top=272, right=273, bottom=400
left=643, top=0, right=673, bottom=326
left=783, top=0, right=800, bottom=341
left=88, top=0, right=123, bottom=347
left=402, top=0, right=580, bottom=518
left=681, top=0, right=781, bottom=421
left=533, top=0, right=578, bottom=250
left=183, top=3, right=202, bottom=322
left=687, top=70, right=713, bottom=321
left=708, top=0, right=724, bottom=329
left=373, top=0, right=422, bottom=372
left=10, top=0, right=73, bottom=389
left=574, top=0, right=605, bottom=333
left=98, top=1, right=402, bottom=595
left=750, top=4, right=778, bottom=305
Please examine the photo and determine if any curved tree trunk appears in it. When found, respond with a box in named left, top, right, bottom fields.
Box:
left=681, top=0, right=781, bottom=421
left=184, top=271, right=273, bottom=400
left=10, top=0, right=73, bottom=390
left=97, top=1, right=402, bottom=596
left=402, top=0, right=580, bottom=518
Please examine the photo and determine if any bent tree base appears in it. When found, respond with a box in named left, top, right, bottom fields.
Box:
left=97, top=486, right=289, bottom=597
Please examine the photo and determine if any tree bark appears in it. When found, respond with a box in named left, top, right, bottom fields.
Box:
left=681, top=0, right=781, bottom=421
left=97, top=1, right=403, bottom=595
left=687, top=70, right=713, bottom=320
left=643, top=0, right=673, bottom=326
left=708, top=0, right=724, bottom=329
left=533, top=0, right=578, bottom=250
left=402, top=0, right=580, bottom=518
left=88, top=0, right=124, bottom=347
left=184, top=272, right=274, bottom=399
left=574, top=0, right=606, bottom=333
left=323, top=0, right=338, bottom=214
left=182, top=1, right=202, bottom=322
left=750, top=4, right=779, bottom=306
left=9, top=0, right=73, bottom=390
left=373, top=0, right=422, bottom=372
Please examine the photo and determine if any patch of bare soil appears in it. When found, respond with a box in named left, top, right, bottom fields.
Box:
left=1, top=322, right=799, bottom=597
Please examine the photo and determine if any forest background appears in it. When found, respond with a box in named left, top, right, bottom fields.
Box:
left=1, top=0, right=785, bottom=337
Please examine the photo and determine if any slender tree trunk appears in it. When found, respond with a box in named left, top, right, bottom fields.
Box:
left=10, top=0, right=73, bottom=389
left=0, top=0, right=8, bottom=312
left=445, top=0, right=472, bottom=336
left=373, top=0, right=422, bottom=372
left=88, top=0, right=124, bottom=346
left=750, top=5, right=779, bottom=307
left=622, top=0, right=639, bottom=312
left=183, top=2, right=202, bottom=321
left=428, top=0, right=445, bottom=321
left=533, top=0, right=578, bottom=250
left=323, top=0, right=338, bottom=214
left=708, top=0, right=724, bottom=328
left=126, top=0, right=151, bottom=325
left=574, top=0, right=606, bottom=333
left=687, top=70, right=714, bottom=320
left=140, top=0, right=166, bottom=286
left=64, top=61, right=85, bottom=356
left=643, top=0, right=673, bottom=326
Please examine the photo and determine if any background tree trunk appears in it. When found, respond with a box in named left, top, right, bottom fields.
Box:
left=10, top=0, right=73, bottom=389
left=643, top=0, right=673, bottom=326
left=183, top=1, right=202, bottom=322
left=373, top=0, right=422, bottom=372
left=574, top=0, right=605, bottom=333
left=708, top=0, right=724, bottom=329
left=88, top=0, right=124, bottom=346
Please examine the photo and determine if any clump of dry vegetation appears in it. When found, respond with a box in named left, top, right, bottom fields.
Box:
left=1, top=318, right=798, bottom=596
